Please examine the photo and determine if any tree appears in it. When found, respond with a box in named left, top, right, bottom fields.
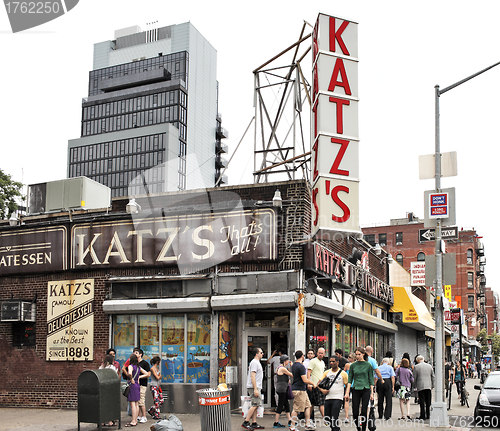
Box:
left=0, top=169, right=23, bottom=220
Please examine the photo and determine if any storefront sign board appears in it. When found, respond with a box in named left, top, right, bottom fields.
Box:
left=46, top=278, right=94, bottom=361
left=311, top=13, right=361, bottom=239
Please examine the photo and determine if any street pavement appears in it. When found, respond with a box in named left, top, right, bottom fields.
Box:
left=0, top=378, right=494, bottom=431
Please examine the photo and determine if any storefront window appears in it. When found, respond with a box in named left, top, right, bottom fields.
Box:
left=162, top=315, right=185, bottom=383
left=344, top=324, right=352, bottom=354
left=139, top=315, right=160, bottom=360
left=219, top=312, right=237, bottom=384
left=114, top=315, right=135, bottom=370
left=307, top=318, right=329, bottom=354
left=187, top=314, right=211, bottom=383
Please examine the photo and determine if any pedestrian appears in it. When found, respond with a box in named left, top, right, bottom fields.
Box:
left=304, top=349, right=315, bottom=369
left=445, top=361, right=452, bottom=398
left=385, top=351, right=396, bottom=369
left=135, top=348, right=151, bottom=424
left=395, top=357, right=413, bottom=419
left=99, top=354, right=118, bottom=427
left=413, top=355, right=434, bottom=420
left=344, top=347, right=374, bottom=431
left=273, top=354, right=293, bottom=429
left=307, top=347, right=327, bottom=419
left=242, top=347, right=265, bottom=430
left=268, top=346, right=283, bottom=405
left=124, top=353, right=149, bottom=427
left=148, top=356, right=164, bottom=420
left=318, top=356, right=348, bottom=431
left=106, top=348, right=121, bottom=376
left=290, top=350, right=317, bottom=431
left=470, top=362, right=476, bottom=379
left=376, top=357, right=395, bottom=420
left=453, top=361, right=465, bottom=400
left=335, top=348, right=349, bottom=371
left=365, top=346, right=384, bottom=387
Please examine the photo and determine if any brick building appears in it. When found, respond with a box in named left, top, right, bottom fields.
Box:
left=0, top=180, right=397, bottom=411
left=485, top=287, right=499, bottom=335
left=362, top=212, right=488, bottom=339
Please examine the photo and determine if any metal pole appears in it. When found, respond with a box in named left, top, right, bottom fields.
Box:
left=430, top=85, right=449, bottom=426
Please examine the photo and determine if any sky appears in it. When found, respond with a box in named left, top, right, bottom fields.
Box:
left=1, top=0, right=499, bottom=292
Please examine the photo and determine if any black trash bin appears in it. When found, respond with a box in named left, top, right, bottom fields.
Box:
left=78, top=368, right=121, bottom=431
left=196, top=388, right=232, bottom=431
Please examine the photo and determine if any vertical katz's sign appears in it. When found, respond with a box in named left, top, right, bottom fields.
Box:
left=311, top=14, right=361, bottom=239
left=46, top=279, right=94, bottom=361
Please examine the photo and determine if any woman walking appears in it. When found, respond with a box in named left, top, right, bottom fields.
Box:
left=453, top=361, right=465, bottom=399
left=273, top=355, right=293, bottom=428
left=148, top=356, right=164, bottom=420
left=395, top=358, right=414, bottom=419
left=344, top=347, right=374, bottom=431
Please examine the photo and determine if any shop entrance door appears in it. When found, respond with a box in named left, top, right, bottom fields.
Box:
left=246, top=331, right=272, bottom=408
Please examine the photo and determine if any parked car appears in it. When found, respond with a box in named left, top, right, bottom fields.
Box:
left=474, top=371, right=500, bottom=427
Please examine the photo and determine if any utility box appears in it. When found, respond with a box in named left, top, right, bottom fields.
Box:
left=77, top=369, right=121, bottom=431
left=28, top=177, right=111, bottom=214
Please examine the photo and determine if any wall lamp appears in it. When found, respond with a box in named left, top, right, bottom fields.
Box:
left=380, top=254, right=394, bottom=264
left=9, top=213, right=21, bottom=226
left=126, top=198, right=142, bottom=214
left=305, top=276, right=357, bottom=294
left=254, top=189, right=283, bottom=208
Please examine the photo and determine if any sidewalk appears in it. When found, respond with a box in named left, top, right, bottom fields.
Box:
left=0, top=378, right=484, bottom=431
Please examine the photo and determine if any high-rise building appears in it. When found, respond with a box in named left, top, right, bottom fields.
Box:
left=68, top=22, right=226, bottom=197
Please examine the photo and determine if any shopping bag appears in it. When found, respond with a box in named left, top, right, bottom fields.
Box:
left=241, top=395, right=264, bottom=418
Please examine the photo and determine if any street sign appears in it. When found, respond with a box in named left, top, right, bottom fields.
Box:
left=419, top=226, right=458, bottom=242
left=424, top=188, right=456, bottom=227
left=450, top=308, right=461, bottom=325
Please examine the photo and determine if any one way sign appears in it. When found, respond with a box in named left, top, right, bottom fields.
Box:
left=419, top=226, right=458, bottom=243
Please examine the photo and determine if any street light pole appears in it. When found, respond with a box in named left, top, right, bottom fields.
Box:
left=431, top=60, right=500, bottom=426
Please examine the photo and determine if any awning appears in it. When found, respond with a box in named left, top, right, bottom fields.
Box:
left=390, top=286, right=435, bottom=331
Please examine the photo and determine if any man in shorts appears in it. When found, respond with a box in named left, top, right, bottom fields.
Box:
left=291, top=350, right=317, bottom=431
left=135, top=348, right=151, bottom=424
left=242, top=347, right=265, bottom=430
left=308, top=347, right=327, bottom=418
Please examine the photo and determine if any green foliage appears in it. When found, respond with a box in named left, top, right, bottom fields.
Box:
left=0, top=169, right=23, bottom=220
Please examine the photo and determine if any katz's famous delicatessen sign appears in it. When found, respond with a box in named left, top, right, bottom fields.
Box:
left=46, top=279, right=94, bottom=361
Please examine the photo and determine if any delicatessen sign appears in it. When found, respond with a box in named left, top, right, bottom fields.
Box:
left=46, top=279, right=94, bottom=361
left=304, top=242, right=393, bottom=306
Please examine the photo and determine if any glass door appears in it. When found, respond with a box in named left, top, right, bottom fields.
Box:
left=246, top=331, right=271, bottom=407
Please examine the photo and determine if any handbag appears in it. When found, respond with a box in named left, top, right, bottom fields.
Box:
left=394, top=368, right=401, bottom=392
left=122, top=382, right=131, bottom=397
left=286, top=384, right=294, bottom=399
left=318, top=369, right=342, bottom=390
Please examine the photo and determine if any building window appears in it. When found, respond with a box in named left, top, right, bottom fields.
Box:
left=468, top=295, right=474, bottom=311
left=467, top=249, right=473, bottom=265
left=364, top=234, right=375, bottom=246
left=396, top=232, right=403, bottom=245
left=468, top=272, right=474, bottom=289
left=417, top=252, right=425, bottom=261
left=396, top=254, right=403, bottom=266
left=378, top=233, right=387, bottom=247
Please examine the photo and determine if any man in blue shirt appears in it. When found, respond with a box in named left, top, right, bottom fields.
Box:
left=365, top=346, right=384, bottom=386
left=376, top=357, right=396, bottom=419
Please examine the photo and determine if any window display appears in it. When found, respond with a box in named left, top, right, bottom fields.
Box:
left=162, top=315, right=185, bottom=383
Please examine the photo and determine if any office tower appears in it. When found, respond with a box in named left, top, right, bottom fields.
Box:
left=68, top=22, right=226, bottom=197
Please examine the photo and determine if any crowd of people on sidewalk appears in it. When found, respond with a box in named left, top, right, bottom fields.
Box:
left=243, top=345, right=445, bottom=431
left=97, top=347, right=165, bottom=428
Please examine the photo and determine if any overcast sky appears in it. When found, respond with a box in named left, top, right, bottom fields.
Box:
left=1, top=1, right=499, bottom=294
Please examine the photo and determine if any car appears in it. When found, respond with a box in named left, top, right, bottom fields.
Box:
left=474, top=370, right=500, bottom=427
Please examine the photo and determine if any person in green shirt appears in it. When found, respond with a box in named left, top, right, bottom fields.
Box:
left=344, top=347, right=374, bottom=431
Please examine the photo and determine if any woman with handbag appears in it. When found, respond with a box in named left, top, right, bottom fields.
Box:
left=318, top=356, right=348, bottom=431
left=395, top=358, right=414, bottom=420
left=344, top=347, right=374, bottom=431
left=124, top=353, right=149, bottom=427
left=273, top=355, right=293, bottom=428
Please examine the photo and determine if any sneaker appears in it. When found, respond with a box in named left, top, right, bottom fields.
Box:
left=252, top=424, right=265, bottom=429
left=242, top=421, right=255, bottom=430
left=273, top=423, right=285, bottom=428
left=139, top=416, right=148, bottom=423
left=289, top=428, right=297, bottom=431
